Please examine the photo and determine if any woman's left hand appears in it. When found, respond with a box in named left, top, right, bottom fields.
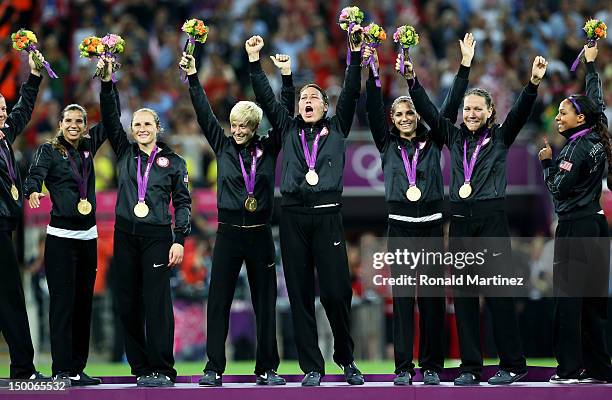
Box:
left=168, top=243, right=184, bottom=267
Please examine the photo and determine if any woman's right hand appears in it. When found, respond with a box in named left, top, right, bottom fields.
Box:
left=97, top=55, right=113, bottom=82
left=395, top=54, right=415, bottom=80
left=459, top=32, right=475, bottom=67
left=179, top=52, right=197, bottom=75
left=28, top=192, right=46, bottom=208
left=245, top=36, right=264, bottom=62
left=584, top=43, right=598, bottom=62
left=362, top=47, right=379, bottom=69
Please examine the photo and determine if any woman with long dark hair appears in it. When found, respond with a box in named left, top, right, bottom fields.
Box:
left=538, top=43, right=612, bottom=384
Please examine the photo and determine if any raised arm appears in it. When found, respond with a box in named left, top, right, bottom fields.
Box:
left=404, top=60, right=456, bottom=145
left=440, top=33, right=475, bottom=123
left=88, top=83, right=120, bottom=156
left=500, top=56, right=547, bottom=147
left=98, top=56, right=130, bottom=157
left=584, top=45, right=606, bottom=126
left=2, top=52, right=43, bottom=144
left=363, top=48, right=389, bottom=152
left=268, top=54, right=294, bottom=150
left=247, top=36, right=291, bottom=133
left=179, top=53, right=227, bottom=154
left=332, top=26, right=363, bottom=137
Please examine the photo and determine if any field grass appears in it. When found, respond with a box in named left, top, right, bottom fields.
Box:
left=0, top=359, right=557, bottom=377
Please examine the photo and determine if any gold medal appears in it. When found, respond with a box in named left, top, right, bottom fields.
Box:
left=77, top=199, right=92, bottom=215
left=459, top=183, right=472, bottom=199
left=10, top=184, right=19, bottom=201
left=244, top=196, right=258, bottom=212
left=133, top=201, right=150, bottom=218
left=406, top=185, right=422, bottom=202
left=305, top=170, right=319, bottom=186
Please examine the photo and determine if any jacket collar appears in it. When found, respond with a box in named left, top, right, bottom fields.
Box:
left=560, top=124, right=593, bottom=141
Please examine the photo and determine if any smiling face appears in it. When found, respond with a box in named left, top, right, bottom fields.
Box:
left=555, top=99, right=585, bottom=133
left=59, top=109, right=87, bottom=145
left=299, top=86, right=328, bottom=124
left=391, top=101, right=419, bottom=138
left=131, top=110, right=158, bottom=147
left=0, top=96, right=6, bottom=128
left=462, top=94, right=492, bottom=132
left=230, top=119, right=256, bottom=145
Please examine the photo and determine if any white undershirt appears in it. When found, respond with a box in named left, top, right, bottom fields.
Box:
left=46, top=225, right=98, bottom=240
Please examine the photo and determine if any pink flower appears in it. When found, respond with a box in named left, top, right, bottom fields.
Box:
left=102, top=34, right=119, bottom=48
left=339, top=10, right=349, bottom=20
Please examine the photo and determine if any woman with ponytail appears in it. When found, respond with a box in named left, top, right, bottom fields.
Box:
left=405, top=48, right=548, bottom=385
left=23, top=90, right=120, bottom=386
left=538, top=43, right=612, bottom=384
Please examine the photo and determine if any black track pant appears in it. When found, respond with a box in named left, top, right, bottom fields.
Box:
left=44, top=234, right=97, bottom=375
left=112, top=230, right=176, bottom=380
left=279, top=207, right=354, bottom=375
left=0, top=230, right=35, bottom=378
left=553, top=214, right=612, bottom=380
left=388, top=219, right=445, bottom=375
left=449, top=211, right=526, bottom=378
left=205, top=223, right=280, bottom=375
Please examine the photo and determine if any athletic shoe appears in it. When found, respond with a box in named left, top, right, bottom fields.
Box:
left=393, top=371, right=412, bottom=386
left=140, top=372, right=173, bottom=387
left=52, top=372, right=72, bottom=387
left=454, top=372, right=480, bottom=386
left=341, top=362, right=364, bottom=385
left=488, top=370, right=527, bottom=385
left=256, top=370, right=286, bottom=385
left=549, top=374, right=579, bottom=384
left=577, top=371, right=607, bottom=384
left=422, top=370, right=440, bottom=385
left=70, top=371, right=101, bottom=386
left=136, top=373, right=153, bottom=387
left=30, top=371, right=52, bottom=381
left=301, top=371, right=321, bottom=387
left=198, top=370, right=222, bottom=387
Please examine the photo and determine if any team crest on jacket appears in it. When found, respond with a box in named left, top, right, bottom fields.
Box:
left=320, top=126, right=329, bottom=136
left=559, top=160, right=573, bottom=172
left=256, top=147, right=264, bottom=159
left=84, top=151, right=90, bottom=159
left=156, top=156, right=170, bottom=168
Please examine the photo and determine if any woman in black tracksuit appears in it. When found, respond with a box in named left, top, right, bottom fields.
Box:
left=247, top=33, right=364, bottom=387
left=178, top=52, right=293, bottom=387
left=23, top=90, right=119, bottom=385
left=364, top=34, right=474, bottom=386
left=0, top=52, right=46, bottom=381
left=98, top=57, right=191, bottom=387
left=538, top=44, right=612, bottom=384
left=407, top=53, right=548, bottom=385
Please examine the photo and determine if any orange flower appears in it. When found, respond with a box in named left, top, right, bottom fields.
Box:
left=595, top=27, right=602, bottom=36
left=380, top=31, right=386, bottom=40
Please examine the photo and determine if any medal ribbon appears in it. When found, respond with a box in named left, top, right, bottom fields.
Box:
left=462, top=129, right=489, bottom=184
left=137, top=146, right=159, bottom=202
left=239, top=146, right=258, bottom=197
left=66, top=150, right=90, bottom=200
left=0, top=140, right=17, bottom=186
left=300, top=129, right=322, bottom=171
left=399, top=141, right=421, bottom=187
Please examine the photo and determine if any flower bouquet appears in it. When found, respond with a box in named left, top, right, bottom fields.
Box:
left=11, top=29, right=58, bottom=78
left=393, top=25, right=419, bottom=76
left=338, top=6, right=364, bottom=64
left=180, top=18, right=209, bottom=81
left=570, top=19, right=607, bottom=71
left=362, top=23, right=386, bottom=87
